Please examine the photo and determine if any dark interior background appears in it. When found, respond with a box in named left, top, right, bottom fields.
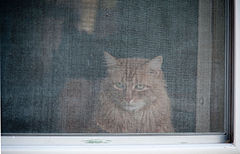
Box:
left=1, top=0, right=215, bottom=133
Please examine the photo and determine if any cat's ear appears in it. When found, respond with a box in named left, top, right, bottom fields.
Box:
left=104, top=51, right=117, bottom=67
left=147, top=56, right=163, bottom=71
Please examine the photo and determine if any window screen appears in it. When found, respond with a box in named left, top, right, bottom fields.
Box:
left=1, top=0, right=226, bottom=134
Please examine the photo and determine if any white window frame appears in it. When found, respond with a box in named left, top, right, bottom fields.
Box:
left=1, top=0, right=240, bottom=153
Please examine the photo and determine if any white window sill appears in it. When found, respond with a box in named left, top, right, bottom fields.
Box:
left=1, top=135, right=240, bottom=154
left=1, top=143, right=239, bottom=154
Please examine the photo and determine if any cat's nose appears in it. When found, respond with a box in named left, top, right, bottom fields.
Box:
left=128, top=99, right=134, bottom=104
left=125, top=97, right=132, bottom=103
left=125, top=90, right=133, bottom=102
left=125, top=95, right=134, bottom=104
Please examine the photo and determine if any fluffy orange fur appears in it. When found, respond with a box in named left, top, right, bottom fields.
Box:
left=96, top=52, right=174, bottom=133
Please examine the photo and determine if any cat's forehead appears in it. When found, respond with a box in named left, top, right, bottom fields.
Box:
left=117, top=58, right=148, bottom=68
left=110, top=58, right=150, bottom=81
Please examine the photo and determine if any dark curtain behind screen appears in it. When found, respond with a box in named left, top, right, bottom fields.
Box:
left=1, top=0, right=198, bottom=133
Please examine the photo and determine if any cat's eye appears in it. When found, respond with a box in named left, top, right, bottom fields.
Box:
left=114, top=82, right=125, bottom=90
left=134, top=84, right=147, bottom=91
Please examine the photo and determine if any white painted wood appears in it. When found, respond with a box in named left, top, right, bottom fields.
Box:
left=234, top=0, right=240, bottom=149
left=1, top=144, right=239, bottom=154
left=196, top=0, right=213, bottom=132
left=0, top=135, right=226, bottom=146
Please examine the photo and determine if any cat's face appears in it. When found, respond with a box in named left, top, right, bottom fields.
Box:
left=103, top=52, right=164, bottom=112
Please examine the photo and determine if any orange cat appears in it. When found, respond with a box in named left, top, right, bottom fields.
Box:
left=96, top=52, right=174, bottom=133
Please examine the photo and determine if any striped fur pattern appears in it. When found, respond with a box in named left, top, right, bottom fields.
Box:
left=96, top=52, right=174, bottom=133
